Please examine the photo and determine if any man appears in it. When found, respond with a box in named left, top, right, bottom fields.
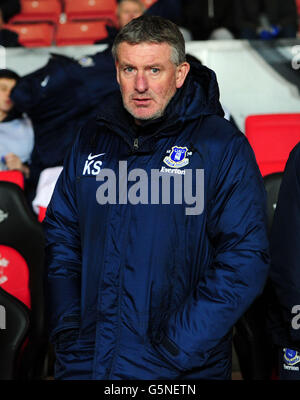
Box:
left=95, top=0, right=145, bottom=45
left=96, top=0, right=189, bottom=45
left=268, top=142, right=300, bottom=380
left=117, top=0, right=145, bottom=29
left=44, top=16, right=269, bottom=380
left=0, top=69, right=33, bottom=178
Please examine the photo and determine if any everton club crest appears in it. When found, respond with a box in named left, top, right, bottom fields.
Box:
left=163, top=146, right=189, bottom=169
left=283, top=348, right=300, bottom=366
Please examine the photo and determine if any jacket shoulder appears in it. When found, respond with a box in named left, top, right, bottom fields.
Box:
left=193, top=114, right=247, bottom=151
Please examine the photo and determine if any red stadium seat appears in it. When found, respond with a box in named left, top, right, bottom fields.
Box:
left=0, top=171, right=24, bottom=190
left=296, top=0, right=300, bottom=15
left=0, top=181, right=47, bottom=380
left=9, top=0, right=62, bottom=24
left=4, top=23, right=54, bottom=47
left=38, top=206, right=47, bottom=222
left=245, top=113, right=300, bottom=177
left=64, top=0, right=117, bottom=24
left=0, top=245, right=31, bottom=309
left=55, top=21, right=108, bottom=45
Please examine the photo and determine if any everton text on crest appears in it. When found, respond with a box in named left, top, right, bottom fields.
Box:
left=95, top=161, right=204, bottom=216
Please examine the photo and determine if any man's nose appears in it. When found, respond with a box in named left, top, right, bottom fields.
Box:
left=135, top=72, right=148, bottom=93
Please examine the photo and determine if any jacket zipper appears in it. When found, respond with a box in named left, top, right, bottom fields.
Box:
left=133, top=138, right=139, bottom=152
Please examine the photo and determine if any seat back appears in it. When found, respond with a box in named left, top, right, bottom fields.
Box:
left=296, top=0, right=300, bottom=14
left=0, top=171, right=24, bottom=190
left=0, top=287, right=30, bottom=380
left=4, top=23, right=55, bottom=47
left=245, top=114, right=300, bottom=177
left=9, top=0, right=62, bottom=24
left=233, top=172, right=284, bottom=380
left=55, top=21, right=108, bottom=45
left=64, top=0, right=117, bottom=24
left=233, top=288, right=274, bottom=380
left=0, top=182, right=47, bottom=379
left=0, top=245, right=31, bottom=309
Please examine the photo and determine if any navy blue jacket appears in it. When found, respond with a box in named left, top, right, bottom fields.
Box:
left=269, top=142, right=300, bottom=350
left=44, top=61, right=269, bottom=380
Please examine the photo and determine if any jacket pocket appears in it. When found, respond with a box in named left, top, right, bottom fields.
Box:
left=55, top=328, right=80, bottom=351
left=143, top=341, right=182, bottom=379
left=54, top=336, right=95, bottom=380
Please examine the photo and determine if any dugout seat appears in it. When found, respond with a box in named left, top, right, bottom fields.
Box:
left=9, top=0, right=62, bottom=24
left=245, top=113, right=300, bottom=177
left=4, top=23, right=55, bottom=47
left=233, top=172, right=284, bottom=380
left=0, top=170, right=24, bottom=190
left=233, top=285, right=274, bottom=380
left=0, top=287, right=30, bottom=380
left=64, top=0, right=117, bottom=24
left=0, top=181, right=47, bottom=380
left=55, top=20, right=108, bottom=45
left=297, top=0, right=300, bottom=15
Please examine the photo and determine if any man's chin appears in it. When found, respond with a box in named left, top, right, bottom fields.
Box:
left=126, top=107, right=164, bottom=124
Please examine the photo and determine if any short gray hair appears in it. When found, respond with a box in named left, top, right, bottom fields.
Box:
left=112, top=15, right=186, bottom=66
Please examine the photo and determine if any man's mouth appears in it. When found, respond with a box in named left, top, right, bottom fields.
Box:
left=132, top=98, right=152, bottom=106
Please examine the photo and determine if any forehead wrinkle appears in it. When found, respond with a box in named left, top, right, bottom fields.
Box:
left=117, top=42, right=173, bottom=66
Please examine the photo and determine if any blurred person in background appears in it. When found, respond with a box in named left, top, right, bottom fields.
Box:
left=268, top=142, right=300, bottom=380
left=0, top=0, right=22, bottom=47
left=181, top=0, right=237, bottom=40
left=0, top=68, right=34, bottom=178
left=95, top=0, right=191, bottom=45
left=0, top=0, right=20, bottom=26
left=95, top=0, right=146, bottom=45
left=235, top=0, right=299, bottom=40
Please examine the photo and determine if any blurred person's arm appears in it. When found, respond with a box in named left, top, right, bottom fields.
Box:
left=0, top=0, right=21, bottom=26
left=4, top=152, right=30, bottom=178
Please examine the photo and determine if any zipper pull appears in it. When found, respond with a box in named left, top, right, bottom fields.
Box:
left=133, top=138, right=139, bottom=152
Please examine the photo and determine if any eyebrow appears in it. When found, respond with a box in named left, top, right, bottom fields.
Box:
left=119, top=62, right=165, bottom=69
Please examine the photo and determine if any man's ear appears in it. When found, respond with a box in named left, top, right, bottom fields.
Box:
left=115, top=61, right=120, bottom=84
left=176, top=62, right=190, bottom=89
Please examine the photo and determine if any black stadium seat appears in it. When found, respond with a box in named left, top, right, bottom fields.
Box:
left=0, top=181, right=48, bottom=380
left=233, top=172, right=284, bottom=380
left=0, top=287, right=30, bottom=380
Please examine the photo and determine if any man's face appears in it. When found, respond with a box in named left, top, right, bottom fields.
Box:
left=0, top=78, right=16, bottom=114
left=116, top=42, right=190, bottom=123
left=117, top=1, right=144, bottom=29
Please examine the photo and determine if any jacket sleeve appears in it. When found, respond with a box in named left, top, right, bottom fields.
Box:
left=0, top=0, right=21, bottom=22
left=154, top=133, right=270, bottom=370
left=269, top=143, right=300, bottom=347
left=43, top=133, right=81, bottom=342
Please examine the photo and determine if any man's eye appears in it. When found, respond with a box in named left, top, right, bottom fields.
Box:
left=124, top=67, right=134, bottom=73
left=151, top=68, right=160, bottom=74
